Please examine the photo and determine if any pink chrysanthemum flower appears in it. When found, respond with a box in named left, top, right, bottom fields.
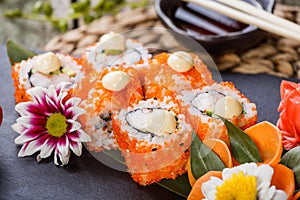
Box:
left=12, top=82, right=91, bottom=166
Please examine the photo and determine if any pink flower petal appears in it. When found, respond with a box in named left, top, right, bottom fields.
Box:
left=37, top=137, right=56, bottom=161
left=26, top=87, right=48, bottom=105
left=14, top=128, right=47, bottom=144
left=67, top=120, right=81, bottom=132
left=57, top=136, right=70, bottom=157
left=18, top=140, right=43, bottom=157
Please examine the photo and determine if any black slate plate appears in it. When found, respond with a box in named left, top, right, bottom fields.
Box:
left=0, top=45, right=295, bottom=200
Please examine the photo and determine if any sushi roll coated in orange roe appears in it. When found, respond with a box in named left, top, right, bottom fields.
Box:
left=81, top=31, right=150, bottom=73
left=112, top=97, right=192, bottom=185
left=178, top=82, right=257, bottom=146
left=145, top=51, right=214, bottom=94
left=12, top=52, right=84, bottom=103
left=77, top=66, right=144, bottom=152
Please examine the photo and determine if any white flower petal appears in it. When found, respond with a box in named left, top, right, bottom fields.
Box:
left=68, top=120, right=81, bottom=132
left=70, top=142, right=82, bottom=156
left=54, top=150, right=59, bottom=165
left=222, top=163, right=258, bottom=180
left=66, top=97, right=81, bottom=108
left=15, top=133, right=33, bottom=144
left=15, top=102, right=32, bottom=116
left=257, top=182, right=272, bottom=200
left=67, top=107, right=85, bottom=120
left=11, top=123, right=24, bottom=134
left=45, top=94, right=58, bottom=111
left=271, top=190, right=288, bottom=200
left=256, top=164, right=273, bottom=188
left=78, top=129, right=91, bottom=142
left=16, top=116, right=36, bottom=129
left=38, top=139, right=55, bottom=160
left=26, top=87, right=48, bottom=104
left=57, top=136, right=70, bottom=157
left=265, top=186, right=276, bottom=200
left=57, top=82, right=71, bottom=96
left=58, top=152, right=70, bottom=166
left=48, top=84, right=58, bottom=100
left=18, top=140, right=43, bottom=157
left=201, top=177, right=222, bottom=200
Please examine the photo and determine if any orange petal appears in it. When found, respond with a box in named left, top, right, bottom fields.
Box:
left=187, top=158, right=196, bottom=187
left=187, top=171, right=222, bottom=200
left=203, top=138, right=233, bottom=168
left=244, top=121, right=282, bottom=165
left=271, top=164, right=295, bottom=199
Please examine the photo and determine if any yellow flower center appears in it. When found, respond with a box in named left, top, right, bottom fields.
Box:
left=215, top=171, right=257, bottom=200
left=46, top=113, right=68, bottom=137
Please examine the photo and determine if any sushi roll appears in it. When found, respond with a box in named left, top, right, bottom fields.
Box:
left=81, top=32, right=150, bottom=73
left=77, top=66, right=144, bottom=152
left=144, top=51, right=214, bottom=95
left=179, top=82, right=257, bottom=145
left=112, top=97, right=192, bottom=185
left=12, top=52, right=84, bottom=103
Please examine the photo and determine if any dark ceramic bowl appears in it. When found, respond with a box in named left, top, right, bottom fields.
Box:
left=155, top=0, right=275, bottom=55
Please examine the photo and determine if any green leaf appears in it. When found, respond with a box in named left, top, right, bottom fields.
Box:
left=71, top=0, right=91, bottom=12
left=190, top=132, right=225, bottom=179
left=280, top=146, right=300, bottom=189
left=43, top=1, right=53, bottom=17
left=4, top=9, right=22, bottom=18
left=158, top=174, right=191, bottom=198
left=6, top=40, right=37, bottom=65
left=219, top=115, right=262, bottom=163
left=32, top=1, right=43, bottom=14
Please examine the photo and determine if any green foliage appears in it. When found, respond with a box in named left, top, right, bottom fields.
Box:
left=280, top=146, right=300, bottom=189
left=4, top=0, right=150, bottom=32
left=218, top=115, right=262, bottom=163
left=190, top=133, right=225, bottom=180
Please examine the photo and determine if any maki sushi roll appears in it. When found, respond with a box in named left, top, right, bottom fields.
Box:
left=77, top=66, right=144, bottom=152
left=144, top=51, right=214, bottom=95
left=112, top=97, right=192, bottom=185
left=12, top=52, right=84, bottom=103
left=179, top=82, right=257, bottom=145
left=81, top=32, right=150, bottom=73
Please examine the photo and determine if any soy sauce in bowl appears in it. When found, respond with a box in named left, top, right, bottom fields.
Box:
left=155, top=0, right=275, bottom=54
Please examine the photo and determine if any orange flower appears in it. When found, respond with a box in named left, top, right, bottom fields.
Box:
left=277, top=80, right=300, bottom=150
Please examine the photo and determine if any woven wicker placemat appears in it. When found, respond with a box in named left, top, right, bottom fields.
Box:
left=43, top=3, right=300, bottom=79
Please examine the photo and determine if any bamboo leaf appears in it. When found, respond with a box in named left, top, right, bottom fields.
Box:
left=190, top=132, right=225, bottom=179
left=6, top=40, right=37, bottom=65
left=280, top=146, right=300, bottom=189
left=158, top=173, right=191, bottom=198
left=219, top=115, right=262, bottom=163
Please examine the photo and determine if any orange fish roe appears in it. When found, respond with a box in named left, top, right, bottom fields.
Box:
left=129, top=150, right=190, bottom=186
left=93, top=67, right=144, bottom=113
left=179, top=81, right=257, bottom=146
left=112, top=98, right=192, bottom=185
left=12, top=62, right=31, bottom=103
left=150, top=52, right=214, bottom=93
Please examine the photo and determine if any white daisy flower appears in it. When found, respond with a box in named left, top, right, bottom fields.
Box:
left=201, top=163, right=288, bottom=200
